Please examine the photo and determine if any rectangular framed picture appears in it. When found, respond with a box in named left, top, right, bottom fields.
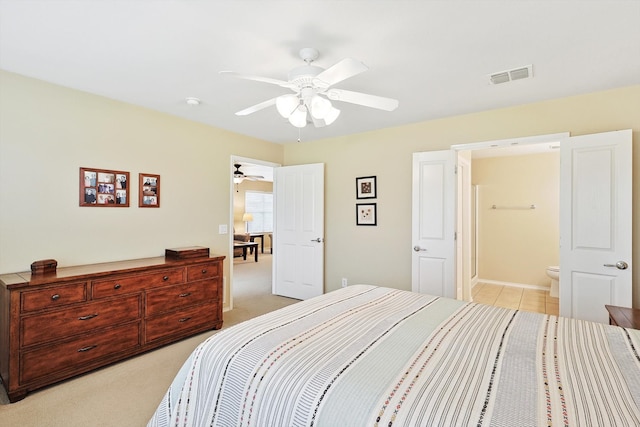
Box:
left=139, top=173, right=160, bottom=207
left=80, top=167, right=129, bottom=207
left=356, top=176, right=377, bottom=199
left=356, top=203, right=377, bottom=226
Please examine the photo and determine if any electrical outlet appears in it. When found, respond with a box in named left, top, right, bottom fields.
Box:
left=341, top=278, right=348, bottom=288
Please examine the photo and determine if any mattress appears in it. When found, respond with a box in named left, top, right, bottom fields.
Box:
left=148, top=285, right=640, bottom=426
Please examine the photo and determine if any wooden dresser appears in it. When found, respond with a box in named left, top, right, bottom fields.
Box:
left=0, top=254, right=224, bottom=402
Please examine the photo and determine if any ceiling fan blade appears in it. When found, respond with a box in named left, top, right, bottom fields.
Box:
left=219, top=71, right=295, bottom=89
left=326, top=88, right=399, bottom=111
left=235, top=97, right=277, bottom=116
left=313, top=58, right=368, bottom=88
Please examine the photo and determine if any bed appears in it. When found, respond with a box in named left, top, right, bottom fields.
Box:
left=148, top=285, right=640, bottom=426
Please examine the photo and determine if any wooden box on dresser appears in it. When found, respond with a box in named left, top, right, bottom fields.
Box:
left=0, top=253, right=225, bottom=402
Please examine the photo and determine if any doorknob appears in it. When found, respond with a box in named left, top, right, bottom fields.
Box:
left=311, top=238, right=323, bottom=243
left=413, top=246, right=427, bottom=252
left=604, top=261, right=629, bottom=270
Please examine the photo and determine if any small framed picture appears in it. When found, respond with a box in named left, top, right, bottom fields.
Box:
left=356, top=176, right=377, bottom=199
left=356, top=203, right=377, bottom=226
left=80, top=167, right=129, bottom=207
left=139, top=173, right=160, bottom=208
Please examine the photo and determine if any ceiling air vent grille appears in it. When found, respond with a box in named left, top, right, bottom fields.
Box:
left=489, top=65, right=533, bottom=85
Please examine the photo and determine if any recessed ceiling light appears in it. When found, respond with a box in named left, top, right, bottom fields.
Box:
left=185, top=97, right=201, bottom=106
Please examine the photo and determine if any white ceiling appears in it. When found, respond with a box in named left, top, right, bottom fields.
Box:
left=1, top=1, right=639, bottom=145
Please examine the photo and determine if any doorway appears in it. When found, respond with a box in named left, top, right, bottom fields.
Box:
left=230, top=156, right=278, bottom=310
left=454, top=135, right=564, bottom=314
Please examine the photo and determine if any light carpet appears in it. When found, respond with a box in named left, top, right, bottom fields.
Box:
left=0, top=253, right=299, bottom=426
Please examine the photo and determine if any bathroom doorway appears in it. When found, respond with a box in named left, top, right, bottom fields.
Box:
left=455, top=135, right=563, bottom=315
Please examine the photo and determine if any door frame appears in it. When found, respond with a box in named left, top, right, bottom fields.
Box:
left=228, top=155, right=280, bottom=311
left=448, top=132, right=569, bottom=299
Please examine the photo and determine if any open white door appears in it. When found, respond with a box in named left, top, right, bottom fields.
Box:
left=560, top=129, right=632, bottom=323
left=273, top=163, right=324, bottom=300
left=412, top=151, right=456, bottom=298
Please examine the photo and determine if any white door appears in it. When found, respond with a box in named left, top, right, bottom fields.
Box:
left=273, top=163, right=325, bottom=300
left=560, top=129, right=632, bottom=323
left=412, top=151, right=456, bottom=298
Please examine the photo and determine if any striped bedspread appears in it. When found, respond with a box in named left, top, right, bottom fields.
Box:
left=148, top=285, right=640, bottom=426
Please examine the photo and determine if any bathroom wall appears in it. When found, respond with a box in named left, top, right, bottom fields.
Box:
left=473, top=152, right=560, bottom=288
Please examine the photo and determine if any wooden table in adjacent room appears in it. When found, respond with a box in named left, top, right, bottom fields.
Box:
left=233, top=242, right=258, bottom=262
left=249, top=233, right=265, bottom=253
left=605, top=304, right=640, bottom=329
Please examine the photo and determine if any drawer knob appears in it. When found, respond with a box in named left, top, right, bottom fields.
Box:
left=201, top=269, right=207, bottom=274
left=114, top=284, right=121, bottom=290
left=51, top=294, right=60, bottom=301
left=78, top=313, right=98, bottom=321
left=179, top=292, right=192, bottom=298
left=163, top=276, right=169, bottom=281
left=77, top=345, right=97, bottom=352
left=178, top=317, right=191, bottom=323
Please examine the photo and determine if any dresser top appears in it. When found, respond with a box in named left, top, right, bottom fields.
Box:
left=0, top=254, right=225, bottom=290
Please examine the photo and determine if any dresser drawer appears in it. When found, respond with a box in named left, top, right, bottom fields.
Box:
left=21, top=282, right=87, bottom=313
left=186, top=262, right=219, bottom=281
left=20, top=322, right=140, bottom=384
left=145, top=280, right=218, bottom=316
left=145, top=303, right=218, bottom=343
left=92, top=268, right=184, bottom=299
left=21, top=295, right=141, bottom=347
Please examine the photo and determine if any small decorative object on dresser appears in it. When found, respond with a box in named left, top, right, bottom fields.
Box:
left=0, top=252, right=225, bottom=402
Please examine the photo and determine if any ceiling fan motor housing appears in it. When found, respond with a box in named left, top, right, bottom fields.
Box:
left=288, top=65, right=324, bottom=87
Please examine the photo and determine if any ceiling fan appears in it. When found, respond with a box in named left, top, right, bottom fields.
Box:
left=220, top=48, right=399, bottom=128
left=233, top=163, right=263, bottom=184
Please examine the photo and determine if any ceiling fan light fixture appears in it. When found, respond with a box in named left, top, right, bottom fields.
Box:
left=233, top=176, right=244, bottom=184
left=324, top=106, right=341, bottom=125
left=276, top=94, right=298, bottom=118
left=289, top=106, right=307, bottom=128
left=310, top=95, right=331, bottom=120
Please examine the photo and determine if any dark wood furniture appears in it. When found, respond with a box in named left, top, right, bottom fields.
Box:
left=605, top=305, right=640, bottom=329
left=249, top=233, right=265, bottom=253
left=0, top=253, right=224, bottom=402
left=233, top=242, right=258, bottom=262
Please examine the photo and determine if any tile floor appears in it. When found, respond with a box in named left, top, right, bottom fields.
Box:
left=472, top=282, right=559, bottom=316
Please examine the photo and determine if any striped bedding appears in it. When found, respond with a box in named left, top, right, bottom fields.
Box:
left=148, top=285, right=640, bottom=426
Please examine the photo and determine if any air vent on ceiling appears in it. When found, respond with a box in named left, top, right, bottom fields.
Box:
left=489, top=65, right=533, bottom=85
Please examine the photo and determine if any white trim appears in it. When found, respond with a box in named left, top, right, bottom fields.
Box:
left=450, top=132, right=569, bottom=152
left=474, top=278, right=549, bottom=291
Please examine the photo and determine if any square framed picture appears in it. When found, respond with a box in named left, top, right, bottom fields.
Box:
left=356, top=176, right=377, bottom=199
left=356, top=203, right=377, bottom=226
left=139, top=173, right=160, bottom=207
left=80, top=167, right=129, bottom=207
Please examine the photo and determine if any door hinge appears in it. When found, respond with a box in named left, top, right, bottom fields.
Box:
left=454, top=165, right=457, bottom=174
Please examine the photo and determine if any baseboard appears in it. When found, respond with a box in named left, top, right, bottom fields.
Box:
left=474, top=278, right=549, bottom=291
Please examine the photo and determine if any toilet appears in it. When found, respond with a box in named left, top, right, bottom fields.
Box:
left=546, top=266, right=559, bottom=298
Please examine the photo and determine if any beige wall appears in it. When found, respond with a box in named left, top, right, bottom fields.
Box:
left=473, top=153, right=560, bottom=287
left=0, top=70, right=284, bottom=309
left=284, top=85, right=640, bottom=307
left=2, top=70, right=639, bottom=308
